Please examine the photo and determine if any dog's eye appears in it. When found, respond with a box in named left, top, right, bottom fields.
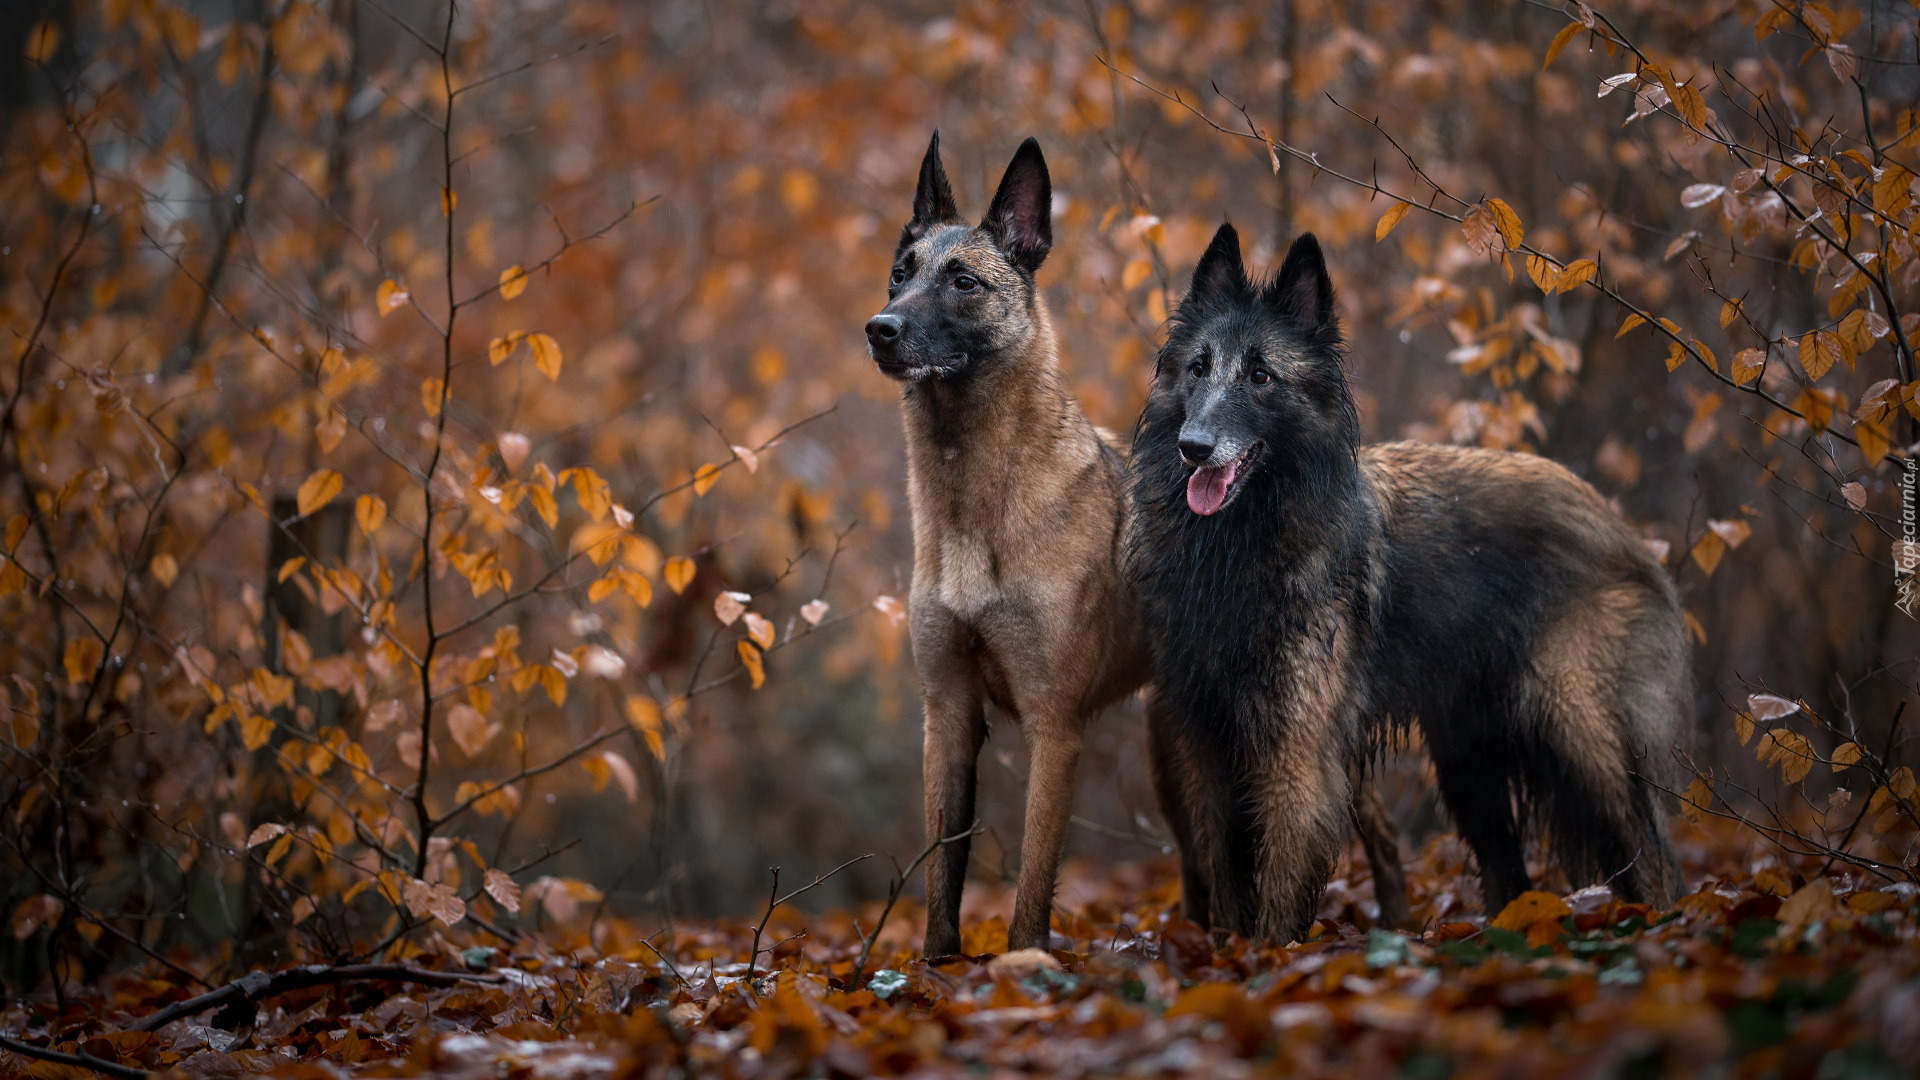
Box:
left=890, top=268, right=906, bottom=286
left=953, top=275, right=978, bottom=292
left=1187, top=360, right=1205, bottom=378
left=1249, top=367, right=1272, bottom=385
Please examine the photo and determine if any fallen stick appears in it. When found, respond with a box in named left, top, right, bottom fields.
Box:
left=0, top=1032, right=152, bottom=1080
left=129, top=962, right=501, bottom=1033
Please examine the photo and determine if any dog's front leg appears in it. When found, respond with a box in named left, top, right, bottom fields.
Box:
left=1006, top=721, right=1082, bottom=952
left=1147, top=693, right=1213, bottom=930
left=1253, top=732, right=1350, bottom=943
left=921, top=672, right=985, bottom=959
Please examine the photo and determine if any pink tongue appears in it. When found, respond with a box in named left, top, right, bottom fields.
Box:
left=1186, top=460, right=1239, bottom=515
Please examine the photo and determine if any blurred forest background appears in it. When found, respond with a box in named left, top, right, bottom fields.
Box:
left=2, top=0, right=1917, bottom=993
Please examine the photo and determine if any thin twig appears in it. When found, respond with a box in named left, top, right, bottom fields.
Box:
left=852, top=823, right=984, bottom=985
left=745, top=854, right=871, bottom=990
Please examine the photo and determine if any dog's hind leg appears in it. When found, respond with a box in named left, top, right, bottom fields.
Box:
left=1431, top=738, right=1532, bottom=913
left=1007, top=721, right=1084, bottom=952
left=1349, top=765, right=1411, bottom=930
left=1527, top=588, right=1685, bottom=906
left=921, top=675, right=987, bottom=959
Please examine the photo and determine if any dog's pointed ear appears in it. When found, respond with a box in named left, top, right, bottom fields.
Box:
left=980, top=137, right=1052, bottom=273
left=1265, top=232, right=1336, bottom=330
left=900, top=131, right=960, bottom=249
left=1189, top=222, right=1247, bottom=298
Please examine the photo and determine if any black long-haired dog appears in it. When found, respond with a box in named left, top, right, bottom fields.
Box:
left=1130, top=223, right=1686, bottom=940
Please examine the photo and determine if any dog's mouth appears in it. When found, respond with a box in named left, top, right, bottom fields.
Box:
left=875, top=353, right=968, bottom=381
left=1186, top=442, right=1262, bottom=516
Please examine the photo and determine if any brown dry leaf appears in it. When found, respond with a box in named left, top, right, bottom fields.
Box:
left=1554, top=258, right=1597, bottom=292
left=1748, top=693, right=1799, bottom=721
left=1708, top=519, right=1751, bottom=550
left=24, top=20, right=58, bottom=64
left=1757, top=728, right=1815, bottom=783
left=498, top=432, right=531, bottom=471
left=599, top=750, right=638, bottom=802
left=1542, top=20, right=1582, bottom=68
left=1526, top=254, right=1558, bottom=294
left=1854, top=415, right=1889, bottom=466
left=12, top=894, right=62, bottom=940
left=743, top=612, right=775, bottom=650
left=446, top=703, right=497, bottom=758
left=1799, top=330, right=1841, bottom=380
left=244, top=823, right=286, bottom=849
left=1121, top=258, right=1152, bottom=290
left=149, top=551, right=179, bottom=587
left=714, top=590, right=750, bottom=626
left=1491, top=890, right=1572, bottom=933
left=1461, top=202, right=1499, bottom=256
left=1778, top=878, right=1837, bottom=926
left=800, top=599, right=829, bottom=626
left=1164, top=983, right=1269, bottom=1055
left=1680, top=775, right=1713, bottom=822
left=484, top=868, right=521, bottom=914
left=1831, top=741, right=1862, bottom=771
left=1732, top=347, right=1766, bottom=385
left=1690, top=529, right=1726, bottom=575
left=626, top=694, right=666, bottom=759
left=316, top=407, right=346, bottom=453
left=489, top=331, right=524, bottom=364
left=1486, top=198, right=1524, bottom=248
left=63, top=638, right=103, bottom=685
left=693, top=463, right=722, bottom=496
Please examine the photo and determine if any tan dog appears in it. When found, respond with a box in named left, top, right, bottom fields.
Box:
left=865, top=134, right=1146, bottom=955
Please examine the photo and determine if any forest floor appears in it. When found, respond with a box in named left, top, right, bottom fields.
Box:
left=3, top=817, right=1918, bottom=1079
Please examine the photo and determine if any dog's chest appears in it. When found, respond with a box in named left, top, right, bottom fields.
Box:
left=933, top=529, right=1004, bottom=618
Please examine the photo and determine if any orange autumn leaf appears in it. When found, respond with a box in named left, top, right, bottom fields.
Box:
left=376, top=278, right=408, bottom=315
left=1374, top=201, right=1412, bottom=241
left=663, top=556, right=695, bottom=594
left=736, top=639, right=765, bottom=689
left=297, top=469, right=343, bottom=517
left=355, top=494, right=386, bottom=536
left=529, top=332, right=562, bottom=381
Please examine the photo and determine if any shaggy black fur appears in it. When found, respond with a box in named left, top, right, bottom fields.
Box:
left=1130, top=224, right=1684, bottom=938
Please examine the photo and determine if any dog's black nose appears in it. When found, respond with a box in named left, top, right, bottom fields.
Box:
left=1178, top=436, right=1215, bottom=466
left=866, top=314, right=903, bottom=348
